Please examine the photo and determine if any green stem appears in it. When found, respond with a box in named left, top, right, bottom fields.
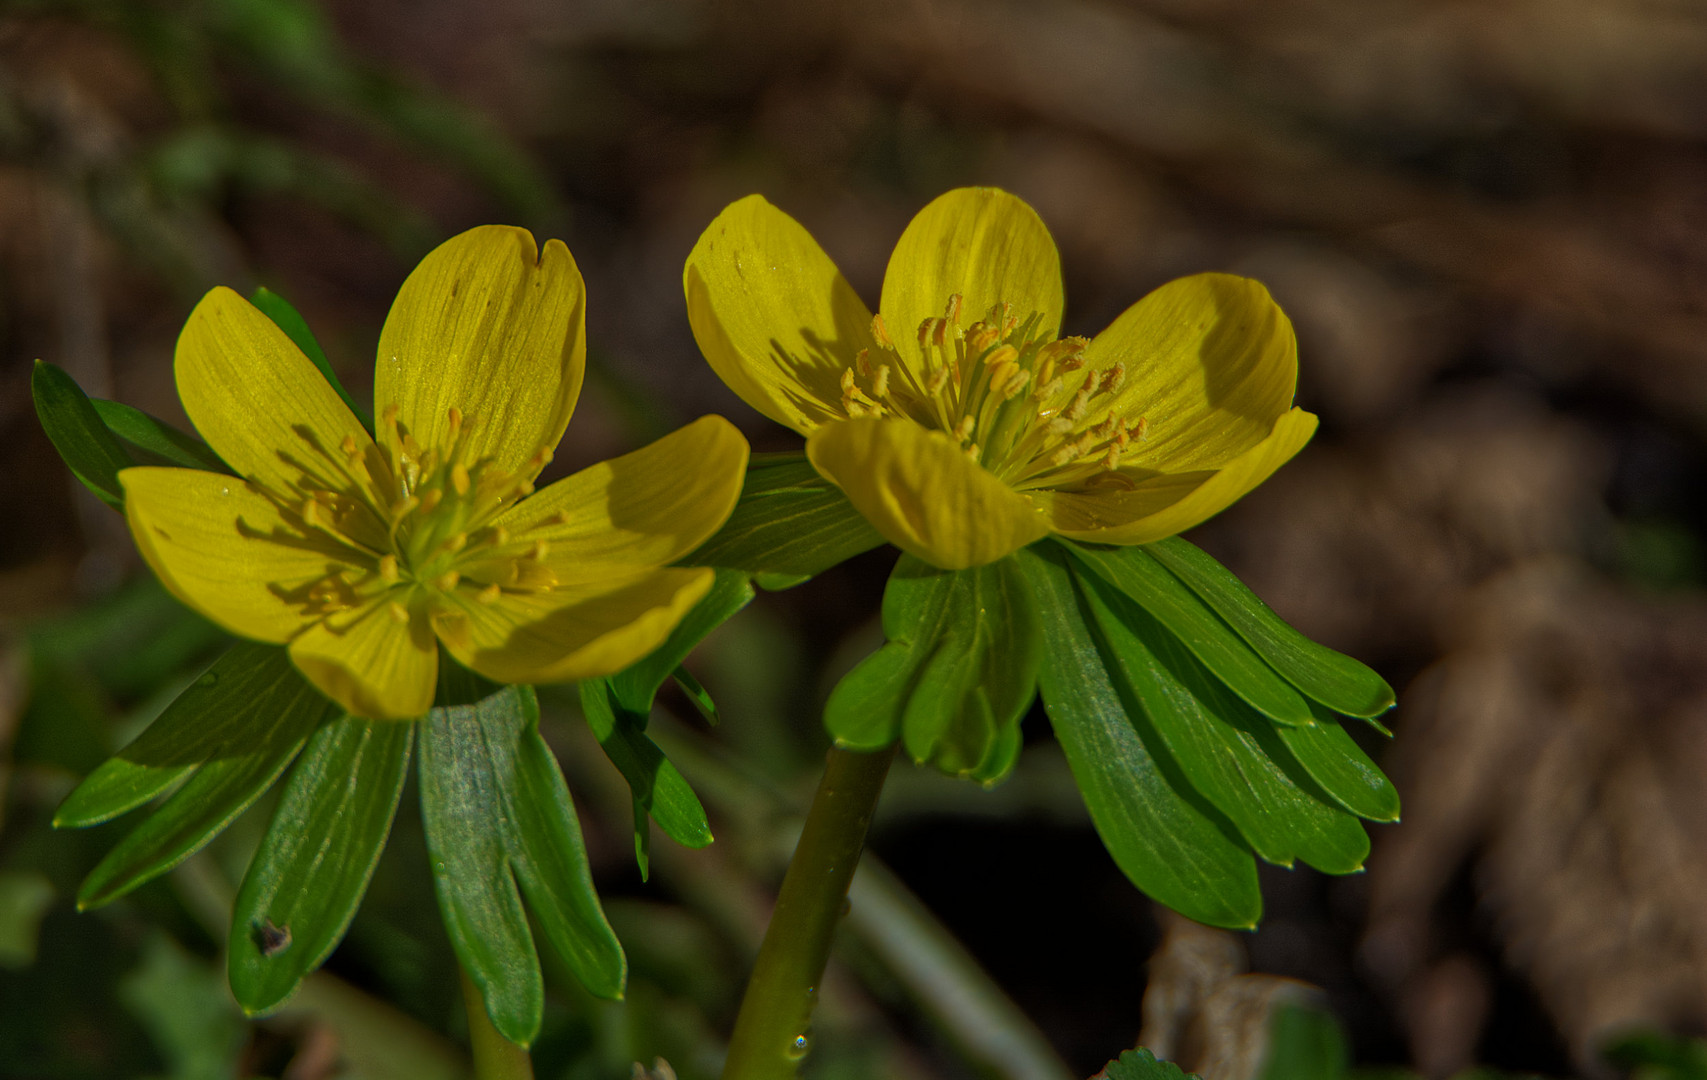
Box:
left=460, top=967, right=534, bottom=1080
left=721, top=744, right=896, bottom=1080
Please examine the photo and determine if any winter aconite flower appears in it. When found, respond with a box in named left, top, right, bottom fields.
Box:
left=122, top=226, right=748, bottom=720
left=685, top=188, right=1313, bottom=570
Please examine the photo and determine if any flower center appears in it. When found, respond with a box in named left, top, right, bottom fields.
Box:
left=837, top=294, right=1147, bottom=491
left=269, top=405, right=563, bottom=639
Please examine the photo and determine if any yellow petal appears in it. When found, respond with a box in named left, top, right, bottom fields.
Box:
left=443, top=568, right=715, bottom=684
left=684, top=196, right=877, bottom=434
left=879, top=188, right=1064, bottom=366
left=1085, top=273, right=1297, bottom=473
left=492, top=416, right=748, bottom=582
left=121, top=466, right=350, bottom=643
left=289, top=594, right=438, bottom=720
left=1043, top=408, right=1318, bottom=544
left=175, top=287, right=378, bottom=502
left=375, top=226, right=585, bottom=480
left=806, top=418, right=1050, bottom=570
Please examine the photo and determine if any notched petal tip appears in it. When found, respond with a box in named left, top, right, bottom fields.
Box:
left=375, top=224, right=587, bottom=479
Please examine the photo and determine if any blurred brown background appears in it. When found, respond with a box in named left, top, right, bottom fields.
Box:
left=7, top=1, right=1707, bottom=1077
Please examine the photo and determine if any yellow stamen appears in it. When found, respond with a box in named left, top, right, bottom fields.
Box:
left=434, top=571, right=460, bottom=591
left=477, top=582, right=502, bottom=604
left=872, top=313, right=893, bottom=349
left=450, top=463, right=470, bottom=496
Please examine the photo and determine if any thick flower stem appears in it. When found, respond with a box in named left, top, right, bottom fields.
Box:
left=721, top=744, right=897, bottom=1080
left=460, top=967, right=534, bottom=1080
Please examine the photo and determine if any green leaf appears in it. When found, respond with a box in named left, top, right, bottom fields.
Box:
left=56, top=643, right=303, bottom=828
left=0, top=872, right=56, bottom=970
left=608, top=569, right=752, bottom=721
left=249, top=286, right=373, bottom=432
left=681, top=453, right=885, bottom=585
left=91, top=398, right=231, bottom=473
left=825, top=554, right=1038, bottom=784
left=508, top=697, right=627, bottom=1000
left=1278, top=706, right=1401, bottom=823
left=120, top=934, right=250, bottom=1080
left=1102, top=1048, right=1199, bottom=1079
left=76, top=657, right=329, bottom=909
left=1146, top=537, right=1395, bottom=720
left=32, top=360, right=136, bottom=509
left=672, top=666, right=719, bottom=725
left=1078, top=570, right=1369, bottom=874
left=1017, top=544, right=1260, bottom=929
left=1067, top=543, right=1313, bottom=727
left=229, top=714, right=414, bottom=1013
left=1603, top=1030, right=1707, bottom=1079
left=419, top=677, right=624, bottom=1047
left=1259, top=1002, right=1349, bottom=1080
left=579, top=679, right=713, bottom=879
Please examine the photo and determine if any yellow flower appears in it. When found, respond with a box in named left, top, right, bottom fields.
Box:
left=684, top=187, right=1314, bottom=571
left=122, top=226, right=748, bottom=720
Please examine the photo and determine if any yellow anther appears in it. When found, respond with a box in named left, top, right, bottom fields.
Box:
left=871, top=313, right=894, bottom=349
left=340, top=435, right=359, bottom=457
left=944, top=293, right=963, bottom=323
left=378, top=554, right=400, bottom=583
left=871, top=364, right=890, bottom=398
left=529, top=539, right=549, bottom=561
left=1032, top=377, right=1064, bottom=403
left=301, top=499, right=323, bottom=528
left=447, top=406, right=463, bottom=435
left=552, top=509, right=572, bottom=526
left=418, top=488, right=443, bottom=514
left=477, top=583, right=502, bottom=604
left=434, top=571, right=461, bottom=591
left=1102, top=445, right=1122, bottom=470
left=917, top=317, right=938, bottom=346
left=490, top=525, right=510, bottom=547
left=840, top=368, right=857, bottom=394
left=440, top=532, right=468, bottom=554
left=953, top=415, right=976, bottom=441
left=1097, top=363, right=1127, bottom=397
left=988, top=360, right=1020, bottom=396
left=1091, top=410, right=1118, bottom=438
left=528, top=447, right=553, bottom=469
left=926, top=367, right=951, bottom=395
left=382, top=403, right=400, bottom=428
left=388, top=601, right=410, bottom=624
left=450, top=463, right=470, bottom=496
left=855, top=349, right=872, bottom=378
left=982, top=344, right=1018, bottom=369
left=1132, top=416, right=1150, bottom=441
left=968, top=326, right=999, bottom=353
left=1052, top=434, right=1094, bottom=466
left=516, top=479, right=535, bottom=497
left=1058, top=355, right=1085, bottom=373
left=1047, top=417, right=1077, bottom=436
left=389, top=495, right=419, bottom=518
left=964, top=442, right=981, bottom=462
